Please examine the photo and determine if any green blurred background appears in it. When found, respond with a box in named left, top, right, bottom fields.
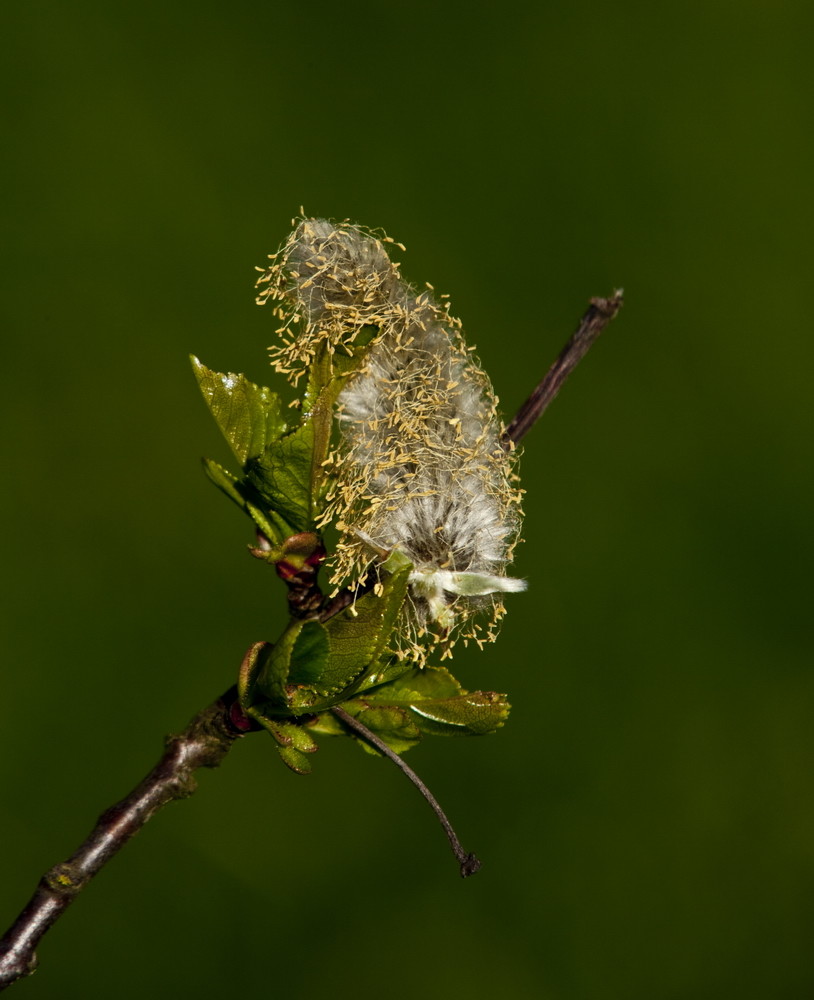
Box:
left=3, top=1, right=813, bottom=997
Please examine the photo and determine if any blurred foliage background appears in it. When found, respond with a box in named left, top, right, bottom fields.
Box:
left=3, top=1, right=813, bottom=997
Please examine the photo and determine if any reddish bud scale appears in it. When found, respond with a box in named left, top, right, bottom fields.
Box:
left=274, top=534, right=327, bottom=618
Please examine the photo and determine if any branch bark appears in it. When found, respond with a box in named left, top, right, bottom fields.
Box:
left=0, top=685, right=254, bottom=992
left=0, top=289, right=622, bottom=990
left=502, top=290, right=623, bottom=447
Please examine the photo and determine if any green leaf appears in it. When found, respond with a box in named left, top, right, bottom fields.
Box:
left=367, top=665, right=463, bottom=702
left=202, top=458, right=290, bottom=542
left=318, top=563, right=412, bottom=695
left=295, top=329, right=381, bottom=513
left=243, top=709, right=319, bottom=775
left=304, top=712, right=346, bottom=738
left=192, top=357, right=287, bottom=465
left=287, top=620, right=331, bottom=687
left=276, top=744, right=314, bottom=774
left=261, top=716, right=319, bottom=754
left=353, top=656, right=415, bottom=694
left=406, top=690, right=510, bottom=736
left=247, top=419, right=316, bottom=531
left=193, top=335, right=379, bottom=536
left=252, top=618, right=305, bottom=707
left=352, top=704, right=421, bottom=755
left=237, top=640, right=273, bottom=707
left=363, top=666, right=510, bottom=738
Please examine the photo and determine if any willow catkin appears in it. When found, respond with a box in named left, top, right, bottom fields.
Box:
left=256, top=217, right=525, bottom=659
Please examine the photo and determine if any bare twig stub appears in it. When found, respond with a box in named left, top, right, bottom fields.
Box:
left=502, top=290, right=623, bottom=447
left=331, top=706, right=481, bottom=878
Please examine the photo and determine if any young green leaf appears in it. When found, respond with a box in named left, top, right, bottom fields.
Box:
left=246, top=419, right=316, bottom=532
left=317, top=562, right=412, bottom=695
left=191, top=357, right=287, bottom=465
left=351, top=666, right=510, bottom=741
left=346, top=705, right=422, bottom=756
left=202, top=458, right=290, bottom=542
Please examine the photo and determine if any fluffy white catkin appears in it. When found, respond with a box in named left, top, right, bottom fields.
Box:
left=256, top=218, right=525, bottom=658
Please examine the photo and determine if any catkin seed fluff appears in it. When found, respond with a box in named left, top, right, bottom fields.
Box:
left=257, top=218, right=525, bottom=659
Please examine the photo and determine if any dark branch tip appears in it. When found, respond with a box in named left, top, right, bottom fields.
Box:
left=459, top=853, right=482, bottom=878
left=590, top=288, right=624, bottom=317
left=502, top=287, right=624, bottom=447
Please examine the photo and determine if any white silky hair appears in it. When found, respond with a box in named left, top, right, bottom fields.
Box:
left=258, top=217, right=525, bottom=656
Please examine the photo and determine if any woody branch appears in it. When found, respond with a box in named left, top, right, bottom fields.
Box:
left=0, top=290, right=621, bottom=992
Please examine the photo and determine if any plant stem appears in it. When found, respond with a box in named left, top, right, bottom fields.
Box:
left=502, top=289, right=623, bottom=446
left=0, top=290, right=621, bottom=989
left=0, top=685, right=254, bottom=992
left=331, top=705, right=481, bottom=878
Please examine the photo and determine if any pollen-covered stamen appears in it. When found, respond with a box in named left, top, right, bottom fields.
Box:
left=260, top=218, right=525, bottom=659
left=256, top=218, right=410, bottom=383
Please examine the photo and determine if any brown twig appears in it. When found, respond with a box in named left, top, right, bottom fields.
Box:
left=0, top=290, right=621, bottom=989
left=502, top=289, right=623, bottom=447
left=331, top=705, right=481, bottom=878
left=0, top=685, right=254, bottom=992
